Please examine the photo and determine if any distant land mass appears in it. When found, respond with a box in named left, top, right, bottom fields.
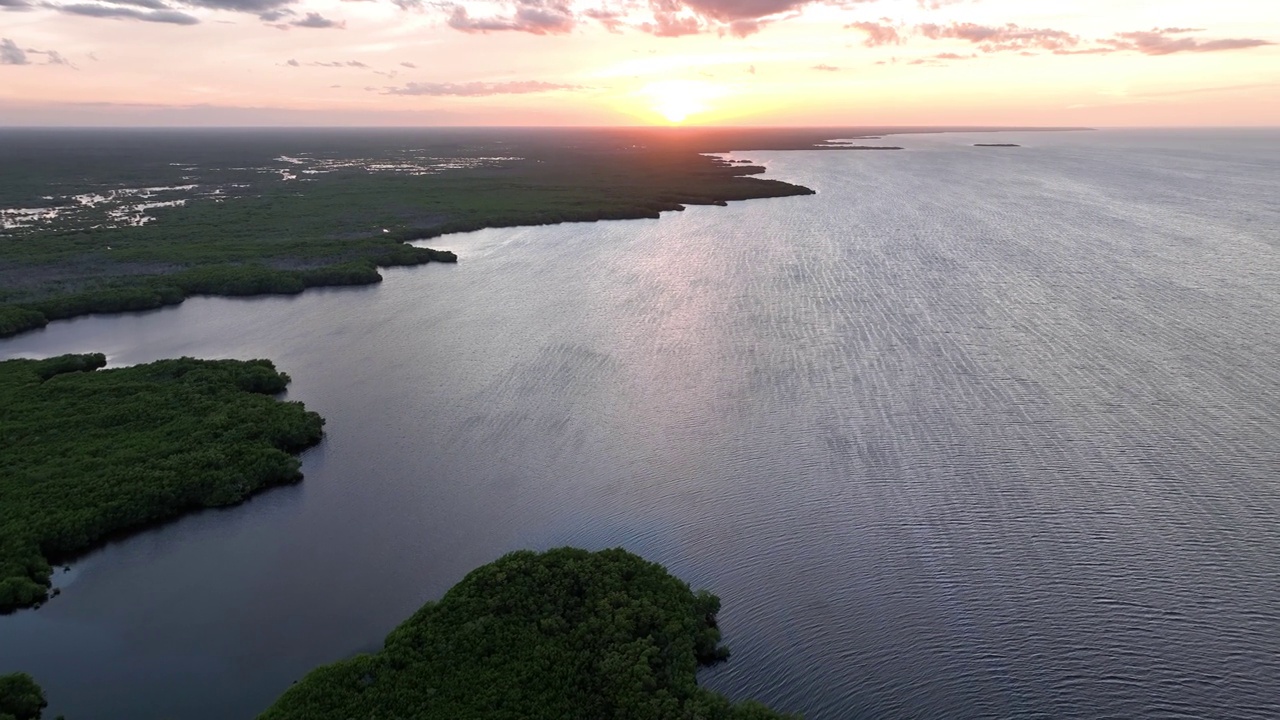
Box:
left=0, top=126, right=1087, bottom=338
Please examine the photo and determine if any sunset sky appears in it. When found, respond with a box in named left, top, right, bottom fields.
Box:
left=2, top=0, right=1277, bottom=126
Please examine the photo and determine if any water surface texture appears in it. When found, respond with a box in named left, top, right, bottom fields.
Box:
left=2, top=130, right=1278, bottom=719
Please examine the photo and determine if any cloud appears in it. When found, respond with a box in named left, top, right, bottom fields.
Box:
left=439, top=0, right=840, bottom=38
left=905, top=21, right=1272, bottom=58
left=680, top=0, right=808, bottom=22
left=639, top=10, right=703, bottom=36
left=52, top=2, right=200, bottom=23
left=811, top=63, right=839, bottom=71
left=582, top=6, right=624, bottom=32
left=846, top=19, right=902, bottom=47
left=301, top=59, right=368, bottom=66
left=632, top=0, right=803, bottom=37
left=286, top=58, right=300, bottom=66
left=26, top=47, right=73, bottom=65
left=1, top=37, right=72, bottom=65
left=447, top=1, right=575, bottom=34
left=917, top=21, right=1079, bottom=52
left=725, top=18, right=765, bottom=37
left=290, top=10, right=342, bottom=27
left=400, top=61, right=417, bottom=68
left=906, top=51, right=973, bottom=66
left=382, top=79, right=581, bottom=95
left=181, top=0, right=289, bottom=11
left=0, top=0, right=35, bottom=10
left=1102, top=28, right=1273, bottom=55
left=33, top=0, right=302, bottom=26
left=1, top=38, right=28, bottom=64
left=100, top=0, right=172, bottom=8
left=1052, top=46, right=1114, bottom=56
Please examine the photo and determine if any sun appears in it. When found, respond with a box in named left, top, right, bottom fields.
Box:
left=642, top=80, right=718, bottom=124
left=656, top=100, right=697, bottom=124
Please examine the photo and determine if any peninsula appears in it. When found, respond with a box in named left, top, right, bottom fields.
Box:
left=0, top=127, right=814, bottom=338
left=0, top=354, right=323, bottom=612
left=0, top=126, right=1084, bottom=338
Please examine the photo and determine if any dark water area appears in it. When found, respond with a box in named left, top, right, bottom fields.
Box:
left=1, top=129, right=1278, bottom=719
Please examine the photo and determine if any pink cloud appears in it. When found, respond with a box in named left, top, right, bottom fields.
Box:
left=845, top=20, right=902, bottom=47
left=917, top=22, right=1080, bottom=52
left=1102, top=28, right=1273, bottom=55
left=443, top=0, right=831, bottom=38
left=447, top=2, right=575, bottom=34
left=680, top=0, right=807, bottom=22
left=582, top=6, right=625, bottom=31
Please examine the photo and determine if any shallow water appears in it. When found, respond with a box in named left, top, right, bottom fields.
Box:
left=1, top=129, right=1278, bottom=719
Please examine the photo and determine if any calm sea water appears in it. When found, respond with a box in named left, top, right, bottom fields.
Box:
left=1, top=129, right=1277, bottom=719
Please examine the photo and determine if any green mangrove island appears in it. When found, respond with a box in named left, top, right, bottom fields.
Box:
left=0, top=673, right=46, bottom=720
left=261, top=547, right=792, bottom=720
left=0, top=354, right=323, bottom=612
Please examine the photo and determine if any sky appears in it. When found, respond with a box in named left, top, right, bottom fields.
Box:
left=1, top=0, right=1278, bottom=126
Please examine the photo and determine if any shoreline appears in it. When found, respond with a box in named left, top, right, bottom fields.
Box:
left=0, top=147, right=815, bottom=340
left=0, top=355, right=325, bottom=614
left=0, top=126, right=1091, bottom=341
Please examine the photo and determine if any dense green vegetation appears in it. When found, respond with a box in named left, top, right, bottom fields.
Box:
left=0, top=354, right=324, bottom=612
left=0, top=673, right=46, bottom=720
left=0, top=128, right=822, bottom=337
left=261, top=547, right=793, bottom=720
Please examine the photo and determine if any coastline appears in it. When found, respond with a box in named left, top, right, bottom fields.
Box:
left=0, top=126, right=1090, bottom=341
left=0, top=355, right=324, bottom=613
left=0, top=139, right=815, bottom=340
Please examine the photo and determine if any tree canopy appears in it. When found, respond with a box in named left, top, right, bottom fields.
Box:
left=261, top=547, right=793, bottom=720
left=0, top=354, right=324, bottom=612
left=0, top=673, right=46, bottom=720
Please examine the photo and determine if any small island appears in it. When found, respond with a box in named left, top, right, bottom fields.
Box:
left=974, top=143, right=1021, bottom=147
left=0, top=354, right=324, bottom=612
left=0, top=673, right=46, bottom=720
left=261, top=547, right=793, bottom=720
